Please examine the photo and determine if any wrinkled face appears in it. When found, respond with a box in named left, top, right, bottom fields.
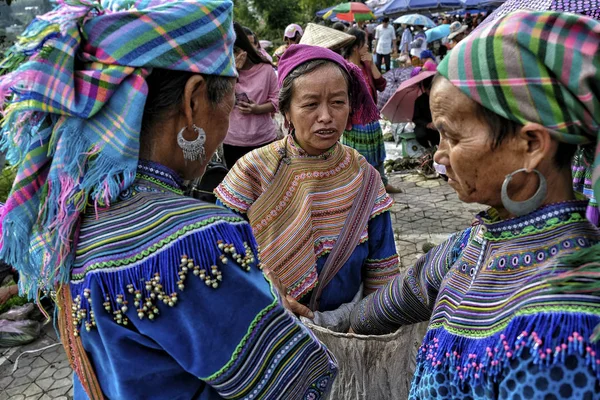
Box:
left=286, top=64, right=350, bottom=156
left=431, top=77, right=523, bottom=208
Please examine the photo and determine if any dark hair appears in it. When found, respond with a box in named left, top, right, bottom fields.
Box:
left=242, top=26, right=259, bottom=47
left=140, top=68, right=234, bottom=152
left=332, top=22, right=347, bottom=32
left=475, top=103, right=576, bottom=168
left=234, top=23, right=271, bottom=65
left=342, top=28, right=366, bottom=60
left=432, top=74, right=576, bottom=168
left=279, top=60, right=351, bottom=118
left=382, top=17, right=390, bottom=23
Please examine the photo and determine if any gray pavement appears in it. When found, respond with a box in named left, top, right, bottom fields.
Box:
left=0, top=171, right=486, bottom=400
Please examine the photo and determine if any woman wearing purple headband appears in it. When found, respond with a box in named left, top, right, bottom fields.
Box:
left=217, top=44, right=400, bottom=331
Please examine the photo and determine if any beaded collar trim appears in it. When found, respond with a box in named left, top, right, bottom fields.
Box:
left=475, top=201, right=589, bottom=240
left=136, top=160, right=184, bottom=194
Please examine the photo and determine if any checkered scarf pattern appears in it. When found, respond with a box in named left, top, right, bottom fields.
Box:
left=438, top=10, right=600, bottom=199
left=0, top=0, right=236, bottom=297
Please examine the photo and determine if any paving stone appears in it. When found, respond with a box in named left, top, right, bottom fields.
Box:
left=50, top=374, right=73, bottom=393
left=8, top=394, right=25, bottom=400
left=7, top=375, right=33, bottom=390
left=35, top=377, right=54, bottom=391
left=6, top=382, right=30, bottom=397
left=13, top=366, right=32, bottom=379
left=0, top=375, right=14, bottom=389
left=22, top=383, right=43, bottom=397
left=52, top=368, right=71, bottom=381
left=47, top=385, right=70, bottom=397
left=29, top=358, right=49, bottom=369
left=24, top=395, right=42, bottom=400
left=27, top=366, right=47, bottom=382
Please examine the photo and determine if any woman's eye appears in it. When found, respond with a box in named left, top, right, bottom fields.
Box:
left=303, top=103, right=318, bottom=108
left=333, top=100, right=346, bottom=105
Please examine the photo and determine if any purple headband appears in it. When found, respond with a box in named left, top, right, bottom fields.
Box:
left=277, top=44, right=380, bottom=125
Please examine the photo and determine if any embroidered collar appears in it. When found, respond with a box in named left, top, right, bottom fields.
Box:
left=475, top=200, right=589, bottom=241
left=136, top=160, right=184, bottom=194
left=286, top=135, right=338, bottom=160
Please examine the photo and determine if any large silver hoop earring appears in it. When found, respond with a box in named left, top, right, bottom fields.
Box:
left=177, top=124, right=206, bottom=162
left=501, top=168, right=547, bottom=217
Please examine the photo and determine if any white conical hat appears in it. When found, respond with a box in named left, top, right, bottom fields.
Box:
left=299, top=23, right=356, bottom=51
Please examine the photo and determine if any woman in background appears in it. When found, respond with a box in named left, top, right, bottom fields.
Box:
left=223, top=24, right=278, bottom=168
left=342, top=28, right=402, bottom=193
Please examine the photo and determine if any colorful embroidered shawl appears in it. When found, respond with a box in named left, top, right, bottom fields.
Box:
left=0, top=0, right=236, bottom=298
left=215, top=136, right=392, bottom=300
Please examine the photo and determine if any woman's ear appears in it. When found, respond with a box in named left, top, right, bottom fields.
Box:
left=182, top=75, right=206, bottom=128
left=518, top=122, right=554, bottom=172
left=346, top=118, right=352, bottom=131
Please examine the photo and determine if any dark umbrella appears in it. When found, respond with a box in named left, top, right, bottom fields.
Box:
left=377, top=67, right=413, bottom=111
left=479, top=0, right=599, bottom=30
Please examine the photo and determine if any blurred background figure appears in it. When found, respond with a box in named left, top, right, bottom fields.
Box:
left=224, top=25, right=279, bottom=168
left=374, top=17, right=396, bottom=73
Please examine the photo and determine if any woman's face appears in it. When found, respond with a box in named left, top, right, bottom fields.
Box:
left=285, top=64, right=350, bottom=156
left=431, top=77, right=524, bottom=208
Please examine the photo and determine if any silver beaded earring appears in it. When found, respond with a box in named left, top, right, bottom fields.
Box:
left=177, top=124, right=206, bottom=162
left=501, top=168, right=547, bottom=216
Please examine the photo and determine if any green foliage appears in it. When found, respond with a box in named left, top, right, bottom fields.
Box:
left=0, top=166, right=16, bottom=203
left=233, top=0, right=341, bottom=45
left=0, top=294, right=28, bottom=315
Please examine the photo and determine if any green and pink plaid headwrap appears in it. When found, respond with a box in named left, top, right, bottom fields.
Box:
left=438, top=10, right=600, bottom=196
left=0, top=0, right=236, bottom=298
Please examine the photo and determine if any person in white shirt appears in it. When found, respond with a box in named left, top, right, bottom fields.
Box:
left=374, top=17, right=396, bottom=72
left=398, top=23, right=413, bottom=54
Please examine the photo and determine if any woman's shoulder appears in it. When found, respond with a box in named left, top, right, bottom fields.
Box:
left=75, top=190, right=251, bottom=271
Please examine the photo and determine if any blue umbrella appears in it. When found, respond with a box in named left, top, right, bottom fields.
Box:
left=394, top=13, right=437, bottom=27
left=383, top=0, right=462, bottom=16
left=316, top=5, right=336, bottom=18
left=425, top=24, right=450, bottom=41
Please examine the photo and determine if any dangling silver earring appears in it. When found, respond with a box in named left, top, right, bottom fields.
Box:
left=501, top=168, right=547, bottom=216
left=177, top=124, right=206, bottom=162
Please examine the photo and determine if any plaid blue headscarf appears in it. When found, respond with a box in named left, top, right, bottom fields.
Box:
left=0, top=0, right=236, bottom=298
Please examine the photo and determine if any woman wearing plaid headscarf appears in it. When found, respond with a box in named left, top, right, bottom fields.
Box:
left=0, top=1, right=337, bottom=398
left=351, top=11, right=600, bottom=398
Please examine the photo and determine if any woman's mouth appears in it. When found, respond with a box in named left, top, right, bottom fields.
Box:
left=314, top=129, right=337, bottom=139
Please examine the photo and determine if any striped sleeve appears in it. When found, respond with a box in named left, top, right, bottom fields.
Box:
left=351, top=228, right=471, bottom=335
left=363, top=211, right=400, bottom=295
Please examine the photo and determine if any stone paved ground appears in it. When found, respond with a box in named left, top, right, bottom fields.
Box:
left=0, top=172, right=486, bottom=399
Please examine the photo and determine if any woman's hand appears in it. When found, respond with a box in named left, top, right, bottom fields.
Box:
left=264, top=268, right=314, bottom=319
left=235, top=50, right=248, bottom=70
left=237, top=100, right=256, bottom=114
left=360, top=50, right=373, bottom=65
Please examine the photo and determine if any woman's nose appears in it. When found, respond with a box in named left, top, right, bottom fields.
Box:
left=434, top=137, right=449, bottom=166
left=316, top=104, right=333, bottom=123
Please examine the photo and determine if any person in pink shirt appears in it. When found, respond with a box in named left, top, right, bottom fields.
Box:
left=224, top=25, right=279, bottom=168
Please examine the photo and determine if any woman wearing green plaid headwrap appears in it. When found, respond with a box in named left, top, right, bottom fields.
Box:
left=350, top=10, right=600, bottom=399
left=0, top=1, right=337, bottom=398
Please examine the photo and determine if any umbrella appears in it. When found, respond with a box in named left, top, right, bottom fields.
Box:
left=259, top=40, right=272, bottom=49
left=381, top=70, right=436, bottom=122
left=394, top=14, right=437, bottom=27
left=377, top=67, right=413, bottom=111
left=425, top=24, right=450, bottom=41
left=478, top=0, right=600, bottom=26
left=323, top=2, right=375, bottom=22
